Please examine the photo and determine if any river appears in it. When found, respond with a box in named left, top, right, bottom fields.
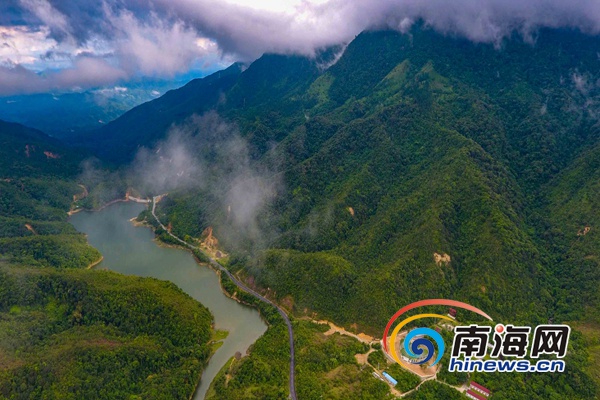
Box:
left=70, top=202, right=267, bottom=399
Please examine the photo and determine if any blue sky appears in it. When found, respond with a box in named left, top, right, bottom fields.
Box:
left=1, top=0, right=600, bottom=96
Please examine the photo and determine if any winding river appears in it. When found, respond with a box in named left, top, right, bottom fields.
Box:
left=70, top=202, right=267, bottom=399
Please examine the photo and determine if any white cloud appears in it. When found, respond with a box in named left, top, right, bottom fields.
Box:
left=0, top=26, right=57, bottom=68
left=0, top=56, right=126, bottom=95
left=3, top=0, right=600, bottom=94
left=111, top=10, right=218, bottom=76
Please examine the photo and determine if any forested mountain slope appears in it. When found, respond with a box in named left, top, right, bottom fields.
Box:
left=107, top=27, right=600, bottom=330
left=0, top=119, right=99, bottom=267
left=79, top=25, right=600, bottom=398
left=82, top=64, right=244, bottom=163
left=0, top=120, right=83, bottom=178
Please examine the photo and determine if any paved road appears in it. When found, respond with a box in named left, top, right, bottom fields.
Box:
left=151, top=198, right=297, bottom=400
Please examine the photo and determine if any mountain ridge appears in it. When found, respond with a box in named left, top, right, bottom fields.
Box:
left=114, top=26, right=600, bottom=331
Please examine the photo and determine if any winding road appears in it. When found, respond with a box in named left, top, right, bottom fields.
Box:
left=151, top=197, right=297, bottom=400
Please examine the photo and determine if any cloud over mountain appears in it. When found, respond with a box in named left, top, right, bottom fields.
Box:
left=1, top=0, right=600, bottom=95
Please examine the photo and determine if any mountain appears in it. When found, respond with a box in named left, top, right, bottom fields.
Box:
left=93, top=26, right=600, bottom=325
left=246, top=27, right=600, bottom=328
left=0, top=119, right=87, bottom=178
left=86, top=26, right=600, bottom=398
left=82, top=64, right=245, bottom=162
left=0, top=80, right=184, bottom=139
left=83, top=53, right=332, bottom=163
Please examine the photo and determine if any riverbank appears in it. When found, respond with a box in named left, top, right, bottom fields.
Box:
left=147, top=198, right=296, bottom=400
left=129, top=216, right=148, bottom=227
left=194, top=254, right=257, bottom=311
left=70, top=191, right=153, bottom=216
left=144, top=224, right=271, bottom=325
left=127, top=216, right=255, bottom=310
left=69, top=199, right=127, bottom=216
left=74, top=201, right=267, bottom=400
left=67, top=207, right=83, bottom=216
left=125, top=221, right=250, bottom=400
left=189, top=329, right=229, bottom=400
left=86, top=255, right=104, bottom=269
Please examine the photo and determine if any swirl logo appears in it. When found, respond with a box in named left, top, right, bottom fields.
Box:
left=383, top=299, right=493, bottom=368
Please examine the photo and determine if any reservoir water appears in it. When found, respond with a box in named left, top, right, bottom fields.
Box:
left=70, top=202, right=267, bottom=399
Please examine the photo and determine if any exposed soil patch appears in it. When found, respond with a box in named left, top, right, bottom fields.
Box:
left=578, top=226, right=591, bottom=236
left=24, top=224, right=38, bottom=235
left=355, top=348, right=374, bottom=365
left=73, top=184, right=88, bottom=202
left=280, top=295, right=294, bottom=311
left=87, top=256, right=104, bottom=270
left=202, top=226, right=219, bottom=248
left=434, top=252, right=451, bottom=266
left=316, top=319, right=375, bottom=343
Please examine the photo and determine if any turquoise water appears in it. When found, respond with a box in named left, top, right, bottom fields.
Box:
left=70, top=202, right=267, bottom=399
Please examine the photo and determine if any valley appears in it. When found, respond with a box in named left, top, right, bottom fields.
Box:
left=0, top=11, right=599, bottom=399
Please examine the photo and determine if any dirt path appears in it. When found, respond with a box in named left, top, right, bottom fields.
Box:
left=78, top=184, right=88, bottom=199
left=311, top=319, right=376, bottom=344
left=355, top=348, right=375, bottom=365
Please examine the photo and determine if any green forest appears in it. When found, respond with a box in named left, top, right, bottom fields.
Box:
left=207, top=273, right=392, bottom=400
left=122, top=27, right=600, bottom=398
left=141, top=28, right=600, bottom=331
left=1, top=23, right=600, bottom=400
left=0, top=120, right=216, bottom=399
left=0, top=267, right=213, bottom=399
